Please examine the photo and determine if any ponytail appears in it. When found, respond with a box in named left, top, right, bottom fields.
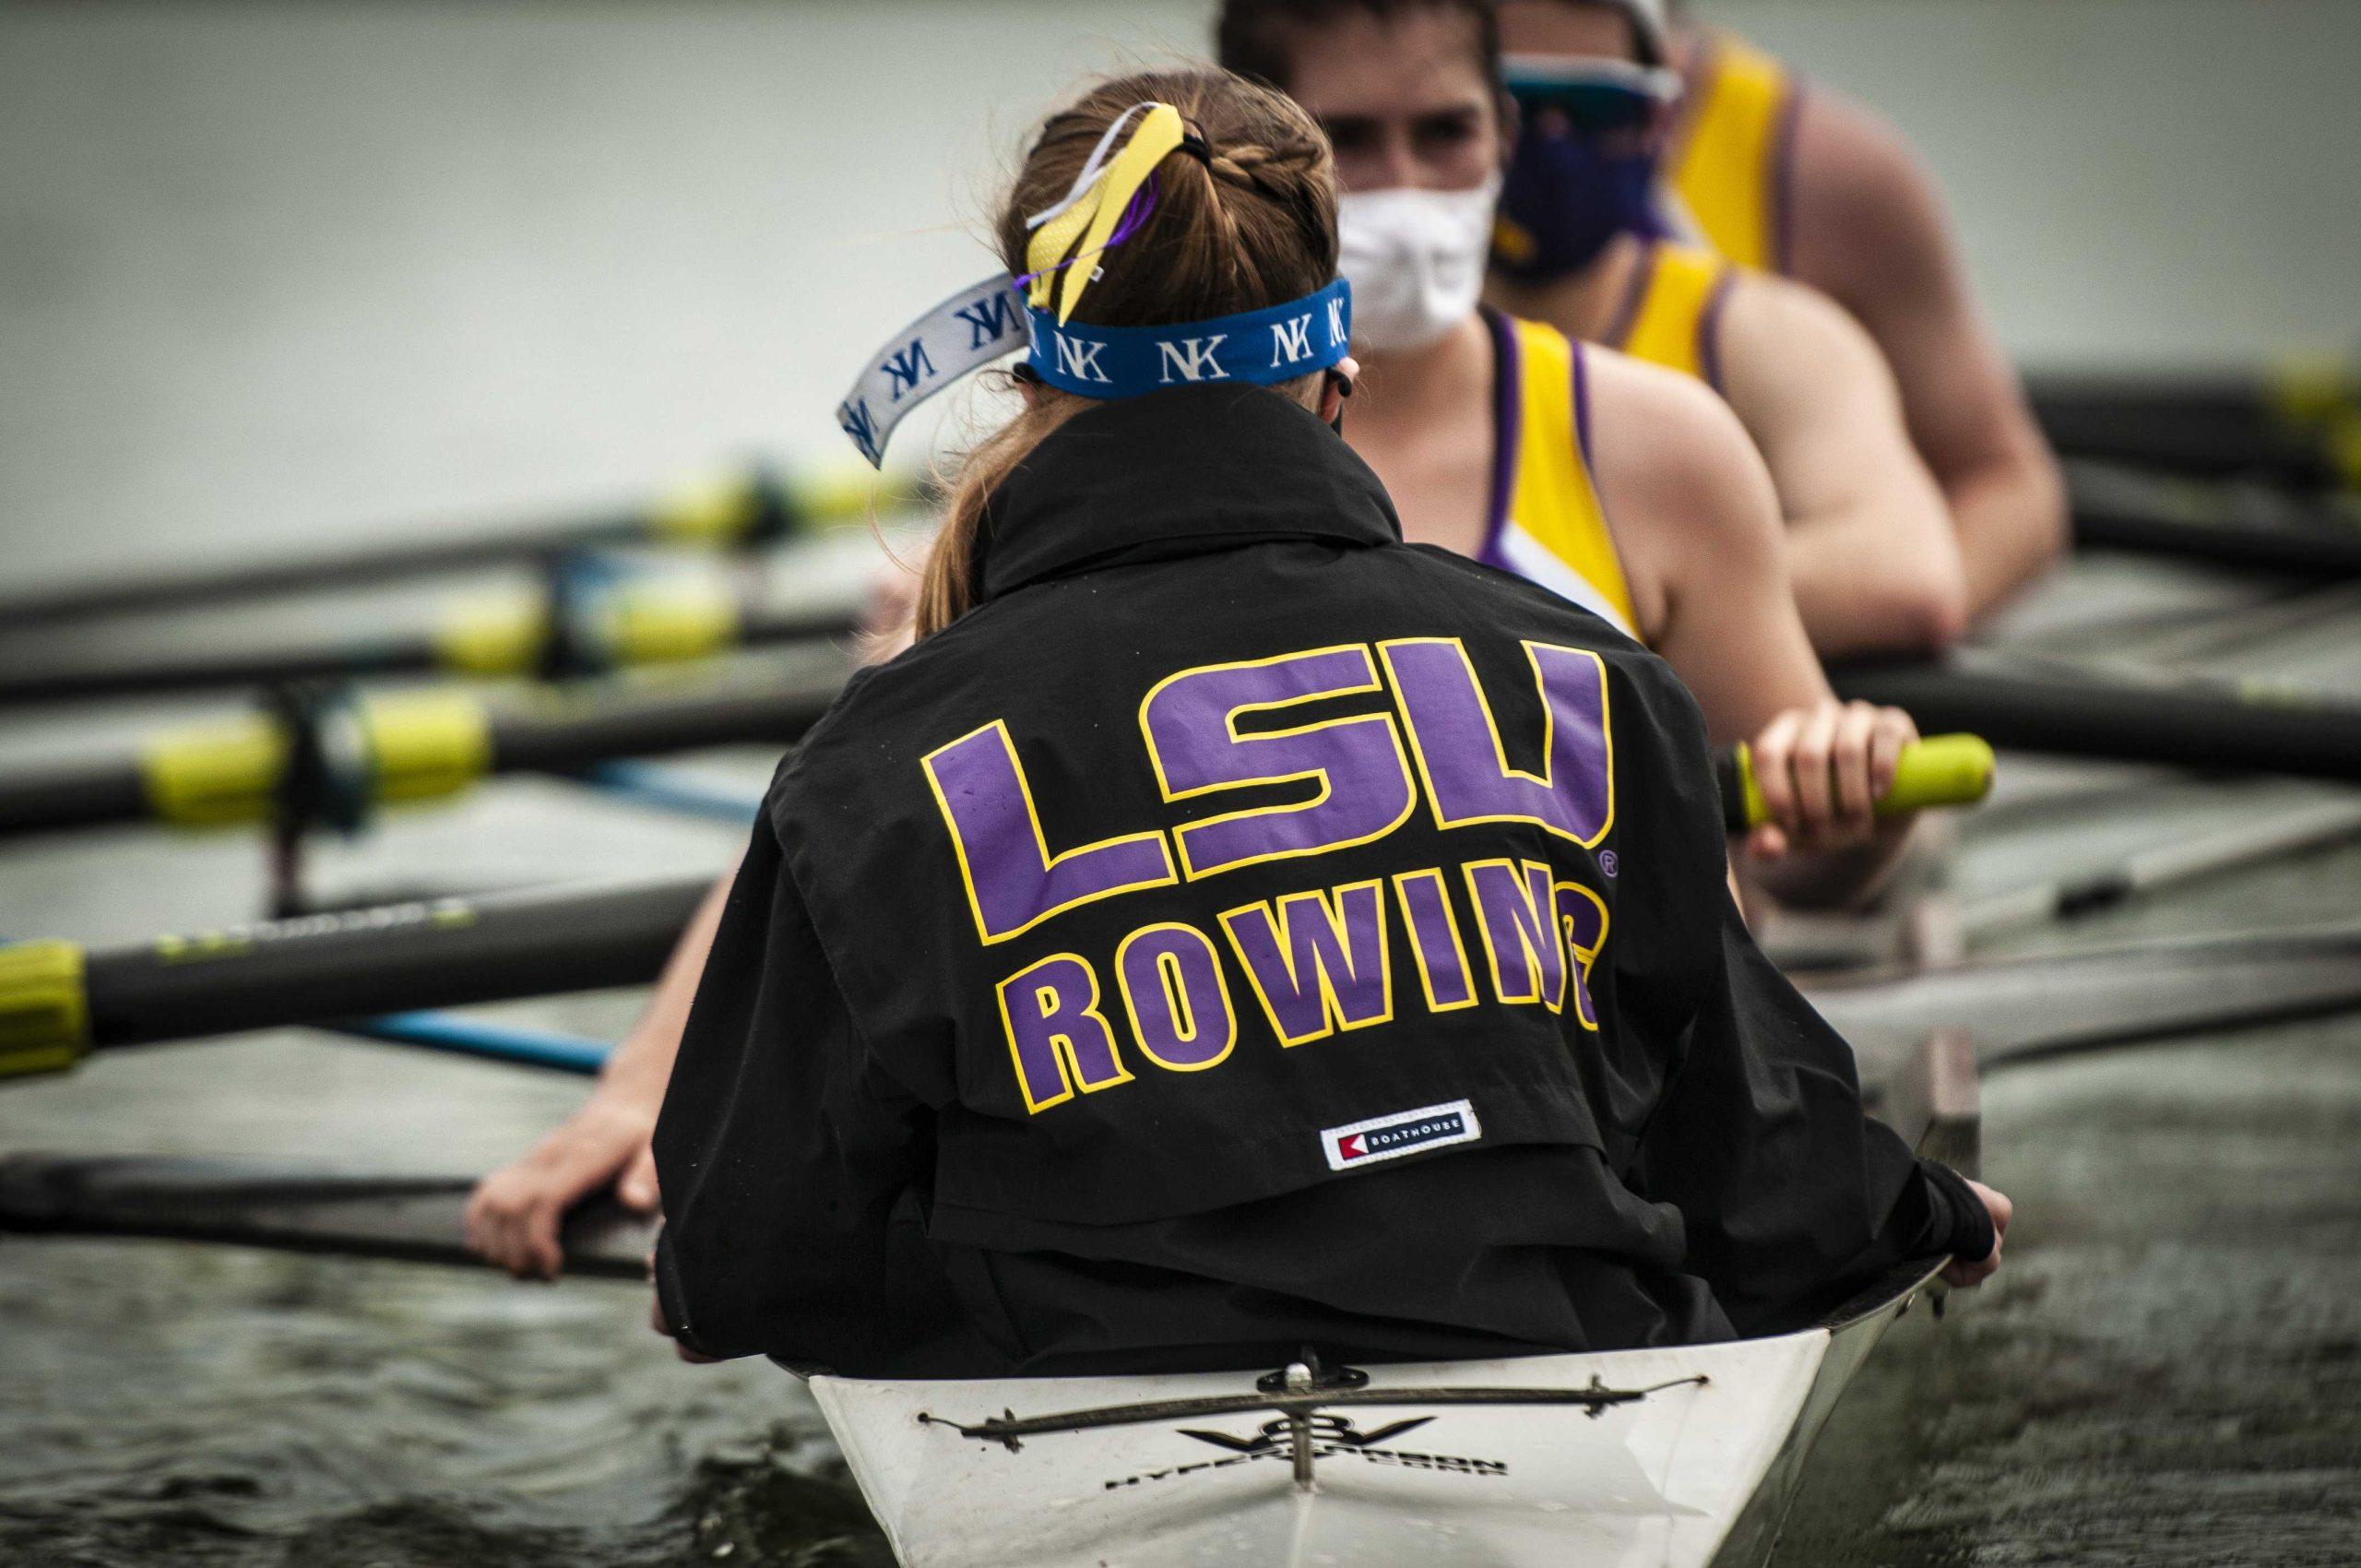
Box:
left=912, top=68, right=1337, bottom=643
left=915, top=390, right=1081, bottom=638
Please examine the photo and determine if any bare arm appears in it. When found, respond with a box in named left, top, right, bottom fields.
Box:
left=469, top=557, right=926, bottom=1278
left=1590, top=350, right=1915, bottom=909
left=1717, top=274, right=1967, bottom=658
left=1787, top=89, right=2067, bottom=620
left=1593, top=350, right=1822, bottom=740
left=466, top=858, right=736, bottom=1278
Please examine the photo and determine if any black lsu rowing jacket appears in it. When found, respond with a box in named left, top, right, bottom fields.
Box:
left=652, top=384, right=1991, bottom=1378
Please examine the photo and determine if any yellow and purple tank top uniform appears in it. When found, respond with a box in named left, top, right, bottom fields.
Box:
left=1666, top=31, right=1803, bottom=274
left=1477, top=309, right=1640, bottom=640
left=1604, top=239, right=1738, bottom=394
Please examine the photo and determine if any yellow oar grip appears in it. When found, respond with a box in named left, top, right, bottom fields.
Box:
left=647, top=464, right=919, bottom=548
left=2326, top=412, right=2361, bottom=492
left=797, top=465, right=912, bottom=524
left=600, top=583, right=741, bottom=666
left=362, top=691, right=494, bottom=804
left=0, top=940, right=89, bottom=1079
left=433, top=584, right=742, bottom=675
left=139, top=694, right=493, bottom=826
left=2268, top=355, right=2358, bottom=429
left=649, top=472, right=763, bottom=546
left=140, top=716, right=287, bottom=826
left=1883, top=732, right=1997, bottom=814
left=1734, top=732, right=1995, bottom=830
left=433, top=593, right=546, bottom=677
left=2266, top=358, right=2361, bottom=489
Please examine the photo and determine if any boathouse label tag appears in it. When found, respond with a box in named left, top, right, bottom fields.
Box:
left=1322, top=1099, right=1482, bottom=1170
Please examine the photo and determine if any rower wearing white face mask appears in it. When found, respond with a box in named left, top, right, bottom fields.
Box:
left=1221, top=0, right=1923, bottom=910
left=1335, top=178, right=1501, bottom=354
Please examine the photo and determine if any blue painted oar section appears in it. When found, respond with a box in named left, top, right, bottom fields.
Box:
left=331, top=1013, right=609, bottom=1075
left=577, top=761, right=763, bottom=825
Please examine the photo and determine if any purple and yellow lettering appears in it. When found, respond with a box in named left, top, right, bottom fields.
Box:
left=924, top=720, right=1177, bottom=945
left=1465, top=859, right=1567, bottom=1011
left=1379, top=638, right=1614, bottom=848
left=1391, top=868, right=1477, bottom=1013
left=1115, top=922, right=1237, bottom=1073
left=1140, top=645, right=1415, bottom=880
left=1554, top=881, right=1608, bottom=1031
left=995, top=953, right=1133, bottom=1114
left=1217, top=880, right=1394, bottom=1047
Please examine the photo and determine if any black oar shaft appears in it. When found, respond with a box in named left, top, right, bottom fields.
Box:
left=0, top=513, right=645, bottom=629
left=0, top=666, right=846, bottom=839
left=2067, top=461, right=2361, bottom=578
left=81, top=878, right=708, bottom=1048
left=0, top=469, right=825, bottom=630
left=0, top=596, right=863, bottom=711
left=1811, top=923, right=2361, bottom=1084
left=0, top=765, right=148, bottom=837
left=2032, top=373, right=2353, bottom=490
left=0, top=634, right=434, bottom=707
left=1829, top=653, right=2361, bottom=782
left=486, top=683, right=839, bottom=776
left=2074, top=505, right=2361, bottom=577
left=0, top=1156, right=653, bottom=1278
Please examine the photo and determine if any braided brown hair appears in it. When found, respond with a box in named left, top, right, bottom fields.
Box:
left=914, top=69, right=1338, bottom=639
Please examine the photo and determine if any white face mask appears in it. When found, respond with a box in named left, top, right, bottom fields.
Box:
left=1335, top=177, right=1502, bottom=353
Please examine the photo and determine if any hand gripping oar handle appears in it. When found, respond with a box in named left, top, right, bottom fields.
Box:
left=1716, top=733, right=1996, bottom=834
left=0, top=1155, right=656, bottom=1278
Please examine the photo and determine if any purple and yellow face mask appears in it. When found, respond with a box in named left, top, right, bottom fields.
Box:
left=1490, top=57, right=1679, bottom=281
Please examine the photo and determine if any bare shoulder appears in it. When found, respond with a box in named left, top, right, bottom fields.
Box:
left=1715, top=267, right=1898, bottom=407
left=1584, top=346, right=1781, bottom=556
left=1721, top=267, right=1886, bottom=366
left=1786, top=85, right=1960, bottom=302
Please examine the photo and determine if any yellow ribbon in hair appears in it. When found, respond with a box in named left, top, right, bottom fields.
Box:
left=1026, top=102, right=1186, bottom=326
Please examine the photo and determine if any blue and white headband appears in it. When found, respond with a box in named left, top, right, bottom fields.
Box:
left=834, top=278, right=1353, bottom=466
left=835, top=100, right=1352, bottom=467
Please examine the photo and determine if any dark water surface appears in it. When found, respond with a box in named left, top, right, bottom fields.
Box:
left=1774, top=612, right=2361, bottom=1567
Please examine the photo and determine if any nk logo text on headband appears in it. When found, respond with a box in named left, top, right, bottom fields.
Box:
left=836, top=99, right=1353, bottom=467
left=836, top=278, right=1352, bottom=467
left=837, top=277, right=1029, bottom=468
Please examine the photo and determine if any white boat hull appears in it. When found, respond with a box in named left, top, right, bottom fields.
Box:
left=809, top=1274, right=1927, bottom=1568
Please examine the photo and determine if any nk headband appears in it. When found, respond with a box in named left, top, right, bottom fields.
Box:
left=834, top=101, right=1353, bottom=467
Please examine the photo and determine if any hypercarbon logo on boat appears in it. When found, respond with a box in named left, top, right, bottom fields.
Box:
left=1321, top=1099, right=1481, bottom=1170
left=1098, top=1414, right=1510, bottom=1491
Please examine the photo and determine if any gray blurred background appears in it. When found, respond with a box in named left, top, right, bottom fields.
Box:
left=5, top=0, right=2357, bottom=588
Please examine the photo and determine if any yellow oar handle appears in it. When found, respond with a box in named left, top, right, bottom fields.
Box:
left=646, top=465, right=926, bottom=549
left=0, top=940, right=89, bottom=1080
left=433, top=581, right=743, bottom=678
left=1728, top=732, right=1995, bottom=832
left=138, top=692, right=494, bottom=828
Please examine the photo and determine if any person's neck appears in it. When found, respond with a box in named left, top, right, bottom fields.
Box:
left=1350, top=314, right=1492, bottom=431
left=1483, top=232, right=1648, bottom=346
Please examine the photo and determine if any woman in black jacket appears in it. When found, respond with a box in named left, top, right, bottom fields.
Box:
left=649, top=66, right=2004, bottom=1379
